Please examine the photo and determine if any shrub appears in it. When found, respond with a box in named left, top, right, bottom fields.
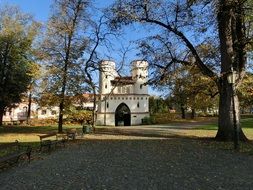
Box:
left=142, top=116, right=155, bottom=125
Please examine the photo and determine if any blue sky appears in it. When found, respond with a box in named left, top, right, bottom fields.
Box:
left=0, top=0, right=161, bottom=96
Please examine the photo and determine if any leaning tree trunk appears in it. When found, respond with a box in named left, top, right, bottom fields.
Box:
left=216, top=0, right=247, bottom=141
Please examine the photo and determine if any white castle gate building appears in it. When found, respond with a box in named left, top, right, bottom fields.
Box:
left=96, top=60, right=150, bottom=126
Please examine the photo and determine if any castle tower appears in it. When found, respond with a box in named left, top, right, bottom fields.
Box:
left=99, top=60, right=117, bottom=94
left=131, top=60, right=148, bottom=94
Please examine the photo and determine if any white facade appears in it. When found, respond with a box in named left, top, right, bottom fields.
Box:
left=96, top=60, right=150, bottom=126
left=2, top=102, right=59, bottom=123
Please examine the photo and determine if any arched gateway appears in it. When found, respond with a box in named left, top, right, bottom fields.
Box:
left=115, top=103, right=131, bottom=126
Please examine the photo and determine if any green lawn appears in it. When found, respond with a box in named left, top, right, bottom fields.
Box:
left=1, top=117, right=253, bottom=156
left=0, top=125, right=83, bottom=143
left=192, top=118, right=253, bottom=139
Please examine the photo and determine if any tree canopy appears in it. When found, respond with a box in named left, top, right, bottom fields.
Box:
left=0, top=6, right=40, bottom=125
left=108, top=0, right=253, bottom=141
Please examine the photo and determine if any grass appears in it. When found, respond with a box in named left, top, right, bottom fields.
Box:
left=0, top=124, right=83, bottom=157
left=0, top=125, right=82, bottom=143
left=1, top=116, right=253, bottom=155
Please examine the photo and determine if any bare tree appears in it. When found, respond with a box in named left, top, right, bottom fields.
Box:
left=41, top=0, right=90, bottom=133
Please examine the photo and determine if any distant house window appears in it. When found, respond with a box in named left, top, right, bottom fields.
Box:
left=3, top=111, right=6, bottom=116
left=105, top=75, right=108, bottom=79
left=51, top=110, right=57, bottom=115
left=137, top=102, right=140, bottom=108
left=105, top=84, right=107, bottom=89
left=107, top=102, right=109, bottom=108
left=42, top=110, right=47, bottom=115
left=140, top=84, right=143, bottom=89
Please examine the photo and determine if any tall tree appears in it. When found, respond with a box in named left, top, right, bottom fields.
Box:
left=108, top=0, right=253, bottom=141
left=0, top=6, right=40, bottom=125
left=41, top=0, right=90, bottom=132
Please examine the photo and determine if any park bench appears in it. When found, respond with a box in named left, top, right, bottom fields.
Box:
left=0, top=140, right=32, bottom=168
left=38, top=133, right=67, bottom=152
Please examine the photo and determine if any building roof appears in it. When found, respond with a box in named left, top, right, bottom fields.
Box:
left=111, top=76, right=135, bottom=85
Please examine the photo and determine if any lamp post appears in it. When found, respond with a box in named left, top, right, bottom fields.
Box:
left=227, top=69, right=239, bottom=150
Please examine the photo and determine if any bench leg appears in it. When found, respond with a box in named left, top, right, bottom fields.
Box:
left=27, top=151, right=31, bottom=163
left=48, top=144, right=51, bottom=152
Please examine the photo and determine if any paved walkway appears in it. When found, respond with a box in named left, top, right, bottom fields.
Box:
left=1, top=134, right=253, bottom=190
left=94, top=119, right=217, bottom=138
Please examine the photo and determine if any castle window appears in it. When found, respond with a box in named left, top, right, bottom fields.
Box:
left=105, top=84, right=107, bottom=89
left=111, top=97, right=113, bottom=100
left=133, top=97, right=135, bottom=100
left=118, top=87, right=121, bottom=93
left=126, top=97, right=128, bottom=100
left=140, top=84, right=143, bottom=89
left=51, top=110, right=56, bottom=115
left=139, top=74, right=142, bottom=78
left=118, top=97, right=120, bottom=100
left=137, top=97, right=139, bottom=100
left=114, top=97, right=117, bottom=100
left=42, top=110, right=47, bottom=115
left=137, top=102, right=140, bottom=108
left=141, top=97, right=143, bottom=100
left=105, top=75, right=108, bottom=79
left=122, top=97, right=124, bottom=100
left=130, top=97, right=132, bottom=100
left=107, top=102, right=109, bottom=108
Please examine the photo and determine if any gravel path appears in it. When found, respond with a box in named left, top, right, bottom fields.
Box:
left=1, top=134, right=253, bottom=190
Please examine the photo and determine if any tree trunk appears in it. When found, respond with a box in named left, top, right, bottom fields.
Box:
left=58, top=101, right=64, bottom=133
left=91, top=85, right=96, bottom=129
left=0, top=108, right=4, bottom=126
left=216, top=80, right=247, bottom=141
left=26, top=91, right=32, bottom=125
left=181, top=104, right=186, bottom=119
left=191, top=108, right=195, bottom=119
left=216, top=0, right=247, bottom=141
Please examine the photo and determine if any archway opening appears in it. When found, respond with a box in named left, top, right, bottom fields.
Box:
left=115, top=103, right=131, bottom=126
